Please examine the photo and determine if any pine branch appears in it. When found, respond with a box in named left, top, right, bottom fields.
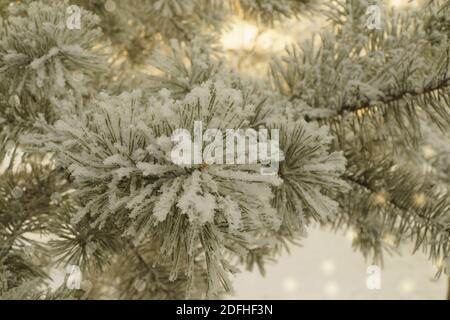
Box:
left=305, top=76, right=450, bottom=122
left=272, top=0, right=450, bottom=140
left=335, top=151, right=450, bottom=271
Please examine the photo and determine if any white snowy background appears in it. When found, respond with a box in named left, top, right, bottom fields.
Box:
left=230, top=225, right=448, bottom=300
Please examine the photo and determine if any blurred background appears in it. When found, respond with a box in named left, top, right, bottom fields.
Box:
left=231, top=225, right=448, bottom=299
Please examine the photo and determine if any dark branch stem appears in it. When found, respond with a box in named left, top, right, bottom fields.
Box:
left=305, top=77, right=450, bottom=122
left=125, top=239, right=152, bottom=274
left=344, top=174, right=447, bottom=230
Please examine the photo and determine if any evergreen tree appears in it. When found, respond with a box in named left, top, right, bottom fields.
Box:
left=0, top=0, right=449, bottom=299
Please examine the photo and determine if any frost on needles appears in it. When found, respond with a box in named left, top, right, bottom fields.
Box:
left=24, top=79, right=348, bottom=295
left=1, top=0, right=450, bottom=300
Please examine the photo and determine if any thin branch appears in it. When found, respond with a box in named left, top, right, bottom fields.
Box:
left=344, top=174, right=448, bottom=232
left=305, top=77, right=450, bottom=122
